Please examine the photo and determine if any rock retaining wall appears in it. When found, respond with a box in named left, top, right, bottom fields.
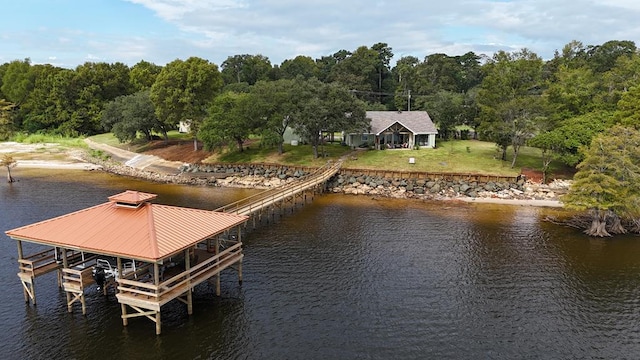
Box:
left=327, top=172, right=567, bottom=201
left=83, top=153, right=566, bottom=200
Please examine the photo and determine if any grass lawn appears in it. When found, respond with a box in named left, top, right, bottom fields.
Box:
left=85, top=133, right=573, bottom=178
left=344, top=140, right=569, bottom=177
left=206, top=141, right=354, bottom=168
left=89, top=131, right=189, bottom=149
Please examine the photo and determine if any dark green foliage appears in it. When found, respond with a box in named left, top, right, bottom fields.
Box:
left=101, top=90, right=160, bottom=143
left=130, top=60, right=162, bottom=91
left=476, top=49, right=545, bottom=165
left=150, top=57, right=223, bottom=146
left=200, top=92, right=255, bottom=152
left=2, top=37, right=639, bottom=177
left=292, top=79, right=369, bottom=158
left=563, top=126, right=640, bottom=236
left=280, top=56, right=319, bottom=80
left=221, top=54, right=272, bottom=85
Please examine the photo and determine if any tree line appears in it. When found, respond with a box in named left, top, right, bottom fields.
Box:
left=3, top=39, right=640, bottom=235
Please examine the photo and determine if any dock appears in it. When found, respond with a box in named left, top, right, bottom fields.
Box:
left=5, top=160, right=342, bottom=334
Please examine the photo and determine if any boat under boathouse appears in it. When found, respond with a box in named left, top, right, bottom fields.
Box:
left=5, top=190, right=249, bottom=334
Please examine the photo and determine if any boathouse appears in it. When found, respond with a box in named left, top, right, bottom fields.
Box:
left=5, top=190, right=249, bottom=334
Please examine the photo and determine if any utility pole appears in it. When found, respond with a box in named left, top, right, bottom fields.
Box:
left=407, top=90, right=411, bottom=111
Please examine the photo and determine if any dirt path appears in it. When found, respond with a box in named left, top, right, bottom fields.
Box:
left=84, top=139, right=184, bottom=174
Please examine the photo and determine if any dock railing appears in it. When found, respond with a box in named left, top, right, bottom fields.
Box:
left=215, top=160, right=342, bottom=216
left=116, top=242, right=244, bottom=309
left=18, top=248, right=90, bottom=279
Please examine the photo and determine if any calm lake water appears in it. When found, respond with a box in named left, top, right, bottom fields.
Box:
left=2, top=168, right=640, bottom=359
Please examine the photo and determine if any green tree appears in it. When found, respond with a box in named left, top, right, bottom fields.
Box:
left=150, top=57, right=223, bottom=148
left=0, top=99, right=16, bottom=140
left=396, top=52, right=483, bottom=113
left=455, top=52, right=485, bottom=93
left=20, top=64, right=65, bottom=133
left=1, top=59, right=34, bottom=106
left=58, top=62, right=132, bottom=135
left=280, top=56, right=319, bottom=80
left=527, top=130, right=564, bottom=183
left=614, top=84, right=640, bottom=128
left=392, top=55, right=419, bottom=111
left=1, top=59, right=34, bottom=130
left=221, top=54, right=272, bottom=85
left=476, top=49, right=545, bottom=164
left=586, top=40, right=636, bottom=73
left=315, top=50, right=350, bottom=82
left=371, top=42, right=393, bottom=93
left=247, top=78, right=302, bottom=154
left=414, top=53, right=461, bottom=95
left=597, top=52, right=640, bottom=107
left=421, top=90, right=465, bottom=139
left=563, top=126, right=640, bottom=236
left=130, top=60, right=162, bottom=91
left=293, top=79, right=368, bottom=158
left=200, top=92, right=256, bottom=152
left=544, top=65, right=598, bottom=123
left=101, top=90, right=161, bottom=142
left=553, top=111, right=612, bottom=167
left=47, top=69, right=76, bottom=133
left=329, top=46, right=379, bottom=95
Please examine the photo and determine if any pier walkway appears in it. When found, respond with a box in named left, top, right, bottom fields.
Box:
left=215, top=160, right=342, bottom=221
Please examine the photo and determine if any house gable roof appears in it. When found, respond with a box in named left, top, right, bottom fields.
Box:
left=5, top=191, right=248, bottom=262
left=366, top=111, right=438, bottom=135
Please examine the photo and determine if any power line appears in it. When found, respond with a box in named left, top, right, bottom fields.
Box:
left=349, top=89, right=435, bottom=98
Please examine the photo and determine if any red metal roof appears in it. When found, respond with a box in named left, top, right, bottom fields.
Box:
left=5, top=191, right=248, bottom=262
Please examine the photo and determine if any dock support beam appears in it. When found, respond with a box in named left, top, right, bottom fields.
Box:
left=238, top=230, right=243, bottom=285
left=63, top=249, right=70, bottom=311
left=215, top=238, right=221, bottom=296
left=185, top=248, right=193, bottom=315
left=16, top=241, right=32, bottom=304
left=156, top=311, right=161, bottom=335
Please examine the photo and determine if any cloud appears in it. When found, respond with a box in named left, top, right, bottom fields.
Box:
left=124, top=0, right=640, bottom=64
left=5, top=0, right=640, bottom=67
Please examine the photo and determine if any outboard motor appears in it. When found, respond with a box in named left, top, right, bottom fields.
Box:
left=93, top=265, right=106, bottom=292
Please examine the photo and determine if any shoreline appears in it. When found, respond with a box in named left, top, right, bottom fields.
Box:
left=2, top=142, right=566, bottom=208
left=15, top=158, right=566, bottom=208
left=14, top=159, right=103, bottom=170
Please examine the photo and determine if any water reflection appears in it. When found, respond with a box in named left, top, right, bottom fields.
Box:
left=3, top=170, right=640, bottom=358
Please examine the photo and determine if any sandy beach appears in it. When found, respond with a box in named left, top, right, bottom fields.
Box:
left=0, top=141, right=103, bottom=170
left=13, top=159, right=102, bottom=170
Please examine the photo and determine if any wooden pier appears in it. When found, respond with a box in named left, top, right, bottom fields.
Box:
left=6, top=190, right=251, bottom=334
left=215, top=160, right=342, bottom=222
left=6, top=161, right=343, bottom=334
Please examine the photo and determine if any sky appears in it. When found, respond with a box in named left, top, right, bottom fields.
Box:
left=2, top=0, right=640, bottom=69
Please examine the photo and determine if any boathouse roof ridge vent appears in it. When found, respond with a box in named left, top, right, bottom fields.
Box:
left=109, top=190, right=157, bottom=209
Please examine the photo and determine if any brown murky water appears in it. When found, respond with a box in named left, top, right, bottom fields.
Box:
left=2, top=168, right=640, bottom=359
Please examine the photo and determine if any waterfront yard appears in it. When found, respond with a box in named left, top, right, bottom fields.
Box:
left=12, top=133, right=572, bottom=179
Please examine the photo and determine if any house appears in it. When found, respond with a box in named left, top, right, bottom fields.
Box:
left=178, top=120, right=191, bottom=133
left=344, top=111, right=438, bottom=150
